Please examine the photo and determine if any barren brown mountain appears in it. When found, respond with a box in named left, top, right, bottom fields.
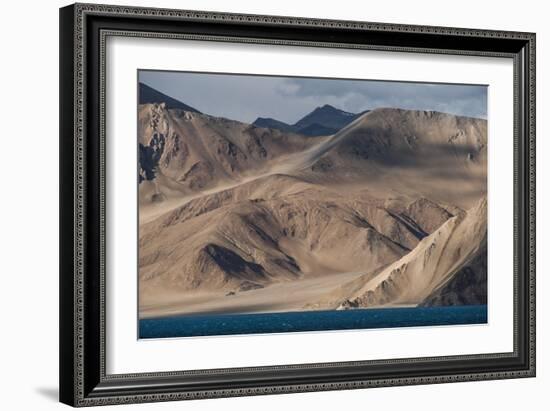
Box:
left=138, top=99, right=487, bottom=318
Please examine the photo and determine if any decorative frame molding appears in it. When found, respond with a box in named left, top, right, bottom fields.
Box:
left=60, top=3, right=535, bottom=407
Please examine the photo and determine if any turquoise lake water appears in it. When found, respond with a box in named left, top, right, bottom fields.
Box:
left=139, top=305, right=487, bottom=339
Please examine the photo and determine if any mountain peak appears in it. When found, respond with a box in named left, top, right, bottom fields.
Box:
left=252, top=117, right=293, bottom=132
left=139, top=83, right=201, bottom=113
left=252, top=104, right=364, bottom=137
left=314, top=104, right=350, bottom=114
left=292, top=104, right=360, bottom=134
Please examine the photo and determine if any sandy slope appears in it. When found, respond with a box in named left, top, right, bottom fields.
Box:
left=140, top=270, right=369, bottom=318
left=334, top=196, right=487, bottom=309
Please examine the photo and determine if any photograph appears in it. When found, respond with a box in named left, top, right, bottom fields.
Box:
left=53, top=1, right=537, bottom=407
left=137, top=71, right=489, bottom=338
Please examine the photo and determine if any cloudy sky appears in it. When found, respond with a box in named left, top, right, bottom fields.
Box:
left=139, top=70, right=487, bottom=124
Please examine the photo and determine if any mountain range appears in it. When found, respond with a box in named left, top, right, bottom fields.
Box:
left=253, top=104, right=369, bottom=137
left=137, top=83, right=487, bottom=318
left=139, top=82, right=367, bottom=137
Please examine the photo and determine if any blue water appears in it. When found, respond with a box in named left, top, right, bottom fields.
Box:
left=139, top=305, right=487, bottom=339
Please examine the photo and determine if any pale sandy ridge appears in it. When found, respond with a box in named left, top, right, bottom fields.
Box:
left=335, top=196, right=487, bottom=309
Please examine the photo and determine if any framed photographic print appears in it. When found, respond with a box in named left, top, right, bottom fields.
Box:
left=59, top=3, right=536, bottom=407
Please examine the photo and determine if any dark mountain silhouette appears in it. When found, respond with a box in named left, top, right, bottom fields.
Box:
left=296, top=123, right=339, bottom=137
left=253, top=104, right=369, bottom=136
left=139, top=82, right=201, bottom=113
left=294, top=104, right=360, bottom=132
left=252, top=117, right=294, bottom=132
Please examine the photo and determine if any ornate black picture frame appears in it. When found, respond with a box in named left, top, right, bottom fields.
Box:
left=59, top=3, right=535, bottom=407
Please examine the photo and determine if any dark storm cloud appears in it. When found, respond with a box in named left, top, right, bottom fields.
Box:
left=139, top=71, right=487, bottom=124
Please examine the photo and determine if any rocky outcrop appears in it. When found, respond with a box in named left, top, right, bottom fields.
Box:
left=138, top=103, right=324, bottom=205
left=420, top=242, right=487, bottom=306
